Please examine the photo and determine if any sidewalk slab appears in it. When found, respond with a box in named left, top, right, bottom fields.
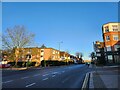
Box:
left=89, top=71, right=106, bottom=89
left=89, top=65, right=120, bottom=89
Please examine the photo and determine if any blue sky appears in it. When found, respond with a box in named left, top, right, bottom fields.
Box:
left=2, top=2, right=118, bottom=60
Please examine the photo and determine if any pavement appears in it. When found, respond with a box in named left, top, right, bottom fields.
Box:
left=88, top=64, right=120, bottom=90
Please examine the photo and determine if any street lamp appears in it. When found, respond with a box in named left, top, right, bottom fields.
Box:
left=58, top=41, right=63, bottom=51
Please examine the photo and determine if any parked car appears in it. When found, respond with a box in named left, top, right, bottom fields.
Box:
left=0, top=61, right=11, bottom=68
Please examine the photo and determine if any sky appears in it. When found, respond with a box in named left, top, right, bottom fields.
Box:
left=2, top=2, right=118, bottom=60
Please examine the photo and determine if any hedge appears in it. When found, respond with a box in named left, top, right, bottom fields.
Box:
left=8, top=62, right=36, bottom=67
left=41, top=60, right=74, bottom=67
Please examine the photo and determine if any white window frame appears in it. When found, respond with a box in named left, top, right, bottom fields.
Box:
left=112, top=25, right=118, bottom=31
left=113, top=35, right=119, bottom=41
left=114, top=45, right=120, bottom=51
left=106, top=46, right=111, bottom=51
left=104, top=26, right=109, bottom=33
left=106, top=36, right=110, bottom=41
left=108, top=55, right=113, bottom=60
left=96, top=53, right=101, bottom=56
left=53, top=50, right=55, bottom=54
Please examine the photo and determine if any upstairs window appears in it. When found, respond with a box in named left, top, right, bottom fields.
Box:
left=112, top=25, right=118, bottom=31
left=105, top=29, right=109, bottom=32
left=113, top=35, right=119, bottom=41
left=41, top=50, right=44, bottom=52
left=104, top=26, right=109, bottom=32
left=53, top=50, right=55, bottom=54
left=106, top=36, right=110, bottom=41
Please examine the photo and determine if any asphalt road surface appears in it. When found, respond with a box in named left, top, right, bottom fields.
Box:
left=2, top=64, right=92, bottom=89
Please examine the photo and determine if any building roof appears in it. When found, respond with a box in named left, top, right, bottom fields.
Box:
left=102, top=22, right=120, bottom=26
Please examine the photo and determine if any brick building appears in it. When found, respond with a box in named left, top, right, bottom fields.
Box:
left=102, top=22, right=120, bottom=63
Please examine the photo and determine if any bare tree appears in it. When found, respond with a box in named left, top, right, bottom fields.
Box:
left=2, top=25, right=35, bottom=66
left=2, top=25, right=35, bottom=49
left=75, top=52, right=80, bottom=58
left=79, top=52, right=83, bottom=59
left=75, top=52, right=83, bottom=58
left=75, top=52, right=83, bottom=63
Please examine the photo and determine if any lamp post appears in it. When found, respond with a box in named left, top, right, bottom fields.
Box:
left=58, top=41, right=63, bottom=51
left=58, top=42, right=63, bottom=61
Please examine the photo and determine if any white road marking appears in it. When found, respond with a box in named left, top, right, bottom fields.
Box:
left=21, top=76, right=29, bottom=79
left=42, top=78, right=48, bottom=81
left=52, top=72, right=58, bottom=74
left=52, top=75, right=56, bottom=77
left=25, top=83, right=36, bottom=87
left=62, top=71, right=65, bottom=73
left=62, top=77, right=69, bottom=83
left=3, top=80, right=13, bottom=84
left=33, top=74, right=40, bottom=77
left=43, top=74, right=49, bottom=76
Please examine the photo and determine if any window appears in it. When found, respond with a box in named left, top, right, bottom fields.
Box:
left=41, top=49, right=44, bottom=55
left=96, top=49, right=100, bottom=52
left=53, top=50, right=55, bottom=54
left=112, top=25, right=118, bottom=31
left=106, top=36, right=110, bottom=41
left=104, top=47, right=106, bottom=52
left=104, top=26, right=109, bottom=32
left=41, top=50, right=44, bottom=52
left=113, top=35, right=119, bottom=41
left=108, top=55, right=113, bottom=60
left=114, top=45, right=120, bottom=51
left=105, top=29, right=109, bottom=32
left=106, top=46, right=111, bottom=51
left=96, top=53, right=101, bottom=56
left=40, top=56, right=44, bottom=60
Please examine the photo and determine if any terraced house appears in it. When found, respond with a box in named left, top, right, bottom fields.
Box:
left=102, top=22, right=120, bottom=64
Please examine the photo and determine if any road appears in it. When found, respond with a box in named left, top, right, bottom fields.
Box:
left=2, top=64, right=92, bottom=89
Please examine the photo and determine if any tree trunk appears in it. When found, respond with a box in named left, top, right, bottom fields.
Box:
left=15, top=57, right=18, bottom=67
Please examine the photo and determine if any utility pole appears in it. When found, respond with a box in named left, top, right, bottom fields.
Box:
left=58, top=41, right=63, bottom=51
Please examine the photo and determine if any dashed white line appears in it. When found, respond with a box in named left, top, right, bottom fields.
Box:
left=33, top=74, right=40, bottom=77
left=3, top=80, right=13, bottom=84
left=21, top=76, right=29, bottom=79
left=62, top=77, right=69, bottom=83
left=52, top=75, right=56, bottom=77
left=42, top=78, right=48, bottom=81
left=43, top=74, right=49, bottom=76
left=52, top=72, right=58, bottom=74
left=62, top=71, right=65, bottom=73
left=25, top=83, right=36, bottom=87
